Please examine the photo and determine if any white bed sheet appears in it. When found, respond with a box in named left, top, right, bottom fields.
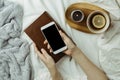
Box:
left=9, top=0, right=120, bottom=80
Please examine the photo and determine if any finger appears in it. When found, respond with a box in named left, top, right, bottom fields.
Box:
left=50, top=49, right=53, bottom=53
left=47, top=44, right=51, bottom=49
left=59, top=30, right=69, bottom=40
left=44, top=40, right=48, bottom=44
left=33, top=44, right=46, bottom=62
left=37, top=51, right=46, bottom=62
left=41, top=48, right=50, bottom=59
left=64, top=50, right=72, bottom=56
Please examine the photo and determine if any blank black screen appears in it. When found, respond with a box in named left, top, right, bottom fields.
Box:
left=42, top=24, right=65, bottom=51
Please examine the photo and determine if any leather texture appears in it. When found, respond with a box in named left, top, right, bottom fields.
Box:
left=25, top=12, right=65, bottom=63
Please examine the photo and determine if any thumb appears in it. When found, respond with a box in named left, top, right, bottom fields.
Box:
left=59, top=30, right=69, bottom=40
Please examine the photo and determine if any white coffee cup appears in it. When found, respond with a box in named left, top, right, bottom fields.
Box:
left=87, top=10, right=110, bottom=33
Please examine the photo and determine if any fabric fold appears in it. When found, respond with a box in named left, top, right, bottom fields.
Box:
left=0, top=0, right=31, bottom=80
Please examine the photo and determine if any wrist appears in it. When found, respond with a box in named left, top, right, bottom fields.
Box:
left=49, top=67, right=62, bottom=80
left=71, top=46, right=79, bottom=55
left=71, top=46, right=82, bottom=58
left=48, top=65, right=57, bottom=74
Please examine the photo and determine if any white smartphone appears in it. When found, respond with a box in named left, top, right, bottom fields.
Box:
left=41, top=21, right=67, bottom=54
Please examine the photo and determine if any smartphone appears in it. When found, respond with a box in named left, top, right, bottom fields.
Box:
left=41, top=22, right=67, bottom=54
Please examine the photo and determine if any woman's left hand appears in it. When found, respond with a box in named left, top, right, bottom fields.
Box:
left=34, top=43, right=62, bottom=80
left=34, top=44, right=55, bottom=70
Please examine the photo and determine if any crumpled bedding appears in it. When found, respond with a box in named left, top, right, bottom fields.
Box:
left=98, top=21, right=120, bottom=80
left=0, top=0, right=31, bottom=80
left=23, top=0, right=120, bottom=80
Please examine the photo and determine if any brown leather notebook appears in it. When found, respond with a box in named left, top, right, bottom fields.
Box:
left=24, top=11, right=65, bottom=63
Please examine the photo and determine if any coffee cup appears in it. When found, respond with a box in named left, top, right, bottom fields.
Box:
left=71, top=10, right=84, bottom=22
left=87, top=10, right=110, bottom=33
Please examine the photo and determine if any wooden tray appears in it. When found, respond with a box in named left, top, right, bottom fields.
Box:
left=65, top=3, right=109, bottom=33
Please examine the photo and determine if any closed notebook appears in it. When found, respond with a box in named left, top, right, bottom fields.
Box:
left=24, top=11, right=65, bottom=63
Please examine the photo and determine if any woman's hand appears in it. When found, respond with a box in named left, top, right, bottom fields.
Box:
left=44, top=30, right=76, bottom=56
left=43, top=31, right=108, bottom=80
left=34, top=44, right=55, bottom=70
left=34, top=44, right=62, bottom=80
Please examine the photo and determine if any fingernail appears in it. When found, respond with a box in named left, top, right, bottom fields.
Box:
left=41, top=48, right=44, bottom=51
left=59, top=30, right=62, bottom=32
left=43, top=41, right=45, bottom=44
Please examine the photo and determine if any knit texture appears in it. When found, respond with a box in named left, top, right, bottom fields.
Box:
left=0, top=0, right=31, bottom=80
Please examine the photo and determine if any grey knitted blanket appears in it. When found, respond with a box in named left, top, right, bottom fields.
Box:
left=0, top=0, right=31, bottom=80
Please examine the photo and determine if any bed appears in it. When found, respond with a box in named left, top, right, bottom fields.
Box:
left=9, top=0, right=120, bottom=80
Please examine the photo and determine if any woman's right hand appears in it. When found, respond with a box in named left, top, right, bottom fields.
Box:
left=44, top=30, right=76, bottom=56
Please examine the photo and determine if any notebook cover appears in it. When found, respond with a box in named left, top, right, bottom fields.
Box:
left=24, top=11, right=65, bottom=63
